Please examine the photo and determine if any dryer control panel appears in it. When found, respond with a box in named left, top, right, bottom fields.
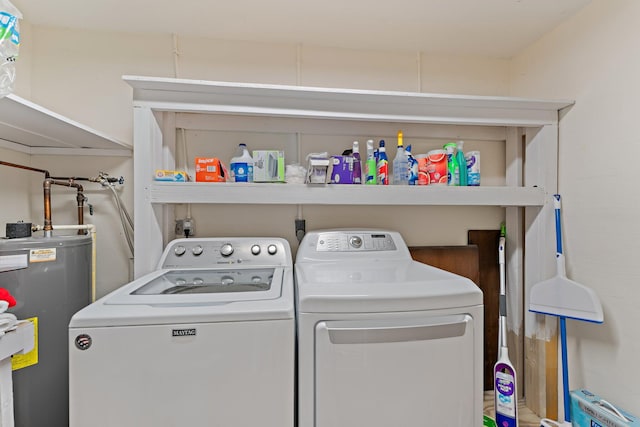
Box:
left=315, top=232, right=396, bottom=252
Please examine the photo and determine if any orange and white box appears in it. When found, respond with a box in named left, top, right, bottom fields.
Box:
left=195, top=157, right=227, bottom=182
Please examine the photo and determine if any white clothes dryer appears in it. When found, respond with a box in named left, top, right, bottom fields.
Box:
left=295, top=230, right=484, bottom=427
left=69, top=237, right=294, bottom=427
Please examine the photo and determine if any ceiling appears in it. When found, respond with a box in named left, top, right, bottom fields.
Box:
left=12, top=0, right=592, bottom=58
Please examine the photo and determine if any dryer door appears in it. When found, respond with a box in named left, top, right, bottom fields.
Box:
left=314, top=314, right=476, bottom=427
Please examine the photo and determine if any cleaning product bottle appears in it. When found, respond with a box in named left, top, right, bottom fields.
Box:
left=377, top=140, right=389, bottom=185
left=365, top=139, right=376, bottom=185
left=230, top=143, right=254, bottom=182
left=352, top=140, right=362, bottom=184
left=444, top=141, right=459, bottom=186
left=392, top=130, right=408, bottom=185
left=406, top=144, right=418, bottom=185
left=456, top=140, right=467, bottom=186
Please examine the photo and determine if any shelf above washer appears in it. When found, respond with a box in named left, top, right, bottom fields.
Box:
left=0, top=93, right=131, bottom=156
left=149, top=182, right=547, bottom=206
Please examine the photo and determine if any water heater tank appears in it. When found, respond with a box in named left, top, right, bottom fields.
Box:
left=0, top=235, right=91, bottom=427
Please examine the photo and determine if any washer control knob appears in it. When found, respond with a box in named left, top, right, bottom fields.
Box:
left=251, top=245, right=261, bottom=255
left=192, top=245, right=203, bottom=256
left=220, top=243, right=234, bottom=257
left=349, top=236, right=363, bottom=248
left=174, top=245, right=186, bottom=256
left=267, top=244, right=278, bottom=255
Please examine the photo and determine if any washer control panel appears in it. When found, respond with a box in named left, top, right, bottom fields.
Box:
left=160, top=238, right=290, bottom=268
left=315, top=232, right=396, bottom=252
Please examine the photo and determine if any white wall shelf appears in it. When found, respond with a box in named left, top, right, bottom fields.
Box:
left=0, top=93, right=131, bottom=156
left=125, top=75, right=573, bottom=278
left=150, top=182, right=546, bottom=206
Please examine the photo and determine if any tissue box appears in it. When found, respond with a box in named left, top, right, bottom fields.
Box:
left=195, top=158, right=227, bottom=182
left=571, top=389, right=639, bottom=426
left=328, top=155, right=355, bottom=184
left=306, top=157, right=330, bottom=184
left=154, top=170, right=188, bottom=182
left=253, top=150, right=285, bottom=182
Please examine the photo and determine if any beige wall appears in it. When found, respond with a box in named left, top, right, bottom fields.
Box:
left=511, top=0, right=640, bottom=412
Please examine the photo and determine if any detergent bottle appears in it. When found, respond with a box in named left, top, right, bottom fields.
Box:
left=230, top=143, right=254, bottom=182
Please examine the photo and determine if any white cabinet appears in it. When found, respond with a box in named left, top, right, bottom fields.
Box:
left=0, top=93, right=131, bottom=156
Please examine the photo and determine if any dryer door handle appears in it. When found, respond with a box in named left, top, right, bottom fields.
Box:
left=324, top=315, right=470, bottom=345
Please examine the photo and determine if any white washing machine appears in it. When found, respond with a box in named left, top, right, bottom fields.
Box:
left=69, top=237, right=294, bottom=427
left=295, top=230, right=484, bottom=427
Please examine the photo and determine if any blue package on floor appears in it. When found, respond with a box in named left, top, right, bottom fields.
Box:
left=571, top=389, right=638, bottom=427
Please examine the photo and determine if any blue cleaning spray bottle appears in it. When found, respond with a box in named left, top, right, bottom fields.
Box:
left=406, top=144, right=418, bottom=185
left=377, top=140, right=389, bottom=185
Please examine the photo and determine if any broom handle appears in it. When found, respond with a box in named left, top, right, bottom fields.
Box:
left=554, top=194, right=572, bottom=423
left=560, top=316, right=571, bottom=423
left=554, top=194, right=563, bottom=255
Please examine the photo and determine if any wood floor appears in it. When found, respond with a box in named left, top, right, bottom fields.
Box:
left=483, top=391, right=542, bottom=427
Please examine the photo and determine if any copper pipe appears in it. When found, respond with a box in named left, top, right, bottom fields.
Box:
left=0, top=161, right=90, bottom=237
left=0, top=160, right=50, bottom=178
left=51, top=179, right=86, bottom=234
left=43, top=178, right=53, bottom=237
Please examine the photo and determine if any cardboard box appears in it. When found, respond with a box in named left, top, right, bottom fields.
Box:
left=328, top=155, right=355, bottom=184
left=253, top=150, right=285, bottom=182
left=154, top=170, right=188, bottom=182
left=195, top=157, right=227, bottom=182
left=305, top=157, right=330, bottom=184
left=571, top=389, right=639, bottom=427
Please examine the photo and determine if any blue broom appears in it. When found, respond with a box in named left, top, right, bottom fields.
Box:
left=529, top=194, right=603, bottom=426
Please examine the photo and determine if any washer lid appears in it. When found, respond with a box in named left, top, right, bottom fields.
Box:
left=295, top=260, right=482, bottom=313
left=106, top=267, right=282, bottom=305
left=69, top=267, right=294, bottom=327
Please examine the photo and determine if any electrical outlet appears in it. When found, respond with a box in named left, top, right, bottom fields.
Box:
left=175, top=219, right=185, bottom=237
left=175, top=218, right=196, bottom=237
left=183, top=218, right=195, bottom=237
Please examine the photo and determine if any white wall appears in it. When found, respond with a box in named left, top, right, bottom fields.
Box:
left=511, top=0, right=640, bottom=412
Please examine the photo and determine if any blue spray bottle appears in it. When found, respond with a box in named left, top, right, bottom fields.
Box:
left=406, top=144, right=418, bottom=185
left=377, top=140, right=389, bottom=185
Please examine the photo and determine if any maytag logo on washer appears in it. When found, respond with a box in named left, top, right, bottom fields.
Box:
left=172, top=328, right=196, bottom=337
left=75, top=334, right=92, bottom=350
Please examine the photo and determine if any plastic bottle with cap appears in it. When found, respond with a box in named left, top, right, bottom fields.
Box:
left=406, top=144, right=418, bottom=185
left=352, top=141, right=362, bottom=184
left=377, top=140, right=389, bottom=185
left=444, top=141, right=459, bottom=186
left=392, top=130, right=408, bottom=185
left=456, top=140, right=467, bottom=186
left=230, top=143, right=254, bottom=182
left=365, top=139, right=376, bottom=185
